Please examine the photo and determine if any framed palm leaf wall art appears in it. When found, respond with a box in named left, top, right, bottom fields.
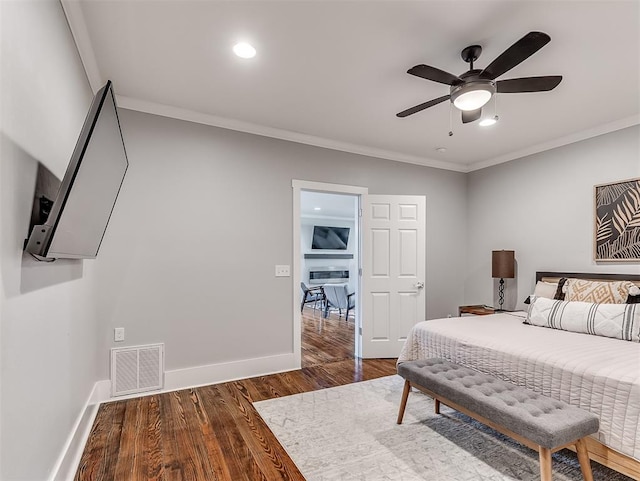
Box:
left=594, top=177, right=640, bottom=261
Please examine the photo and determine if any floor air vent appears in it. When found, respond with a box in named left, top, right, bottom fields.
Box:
left=110, top=343, right=164, bottom=397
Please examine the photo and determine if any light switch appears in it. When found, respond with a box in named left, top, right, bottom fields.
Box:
left=275, top=265, right=290, bottom=277
left=114, top=327, right=125, bottom=342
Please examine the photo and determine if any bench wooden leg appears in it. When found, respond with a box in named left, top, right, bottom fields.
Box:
left=575, top=438, right=594, bottom=481
left=539, top=446, right=552, bottom=481
left=434, top=398, right=441, bottom=414
left=397, top=380, right=411, bottom=424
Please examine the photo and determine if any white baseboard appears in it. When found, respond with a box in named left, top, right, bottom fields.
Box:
left=164, top=352, right=298, bottom=392
left=49, top=383, right=101, bottom=481
left=50, top=352, right=299, bottom=480
left=94, top=352, right=299, bottom=404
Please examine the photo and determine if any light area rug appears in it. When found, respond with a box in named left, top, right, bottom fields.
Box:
left=253, top=375, right=632, bottom=481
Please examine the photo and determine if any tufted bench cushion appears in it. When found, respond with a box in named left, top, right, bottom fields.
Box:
left=397, top=358, right=600, bottom=480
left=397, top=358, right=599, bottom=449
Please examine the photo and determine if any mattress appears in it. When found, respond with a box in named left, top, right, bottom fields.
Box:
left=398, top=312, right=640, bottom=461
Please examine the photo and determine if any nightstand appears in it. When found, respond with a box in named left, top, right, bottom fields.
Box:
left=458, top=305, right=495, bottom=316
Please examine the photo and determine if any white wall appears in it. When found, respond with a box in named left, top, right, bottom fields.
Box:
left=301, top=217, right=357, bottom=293
left=465, top=125, right=640, bottom=311
left=91, top=109, right=468, bottom=377
left=0, top=1, right=99, bottom=479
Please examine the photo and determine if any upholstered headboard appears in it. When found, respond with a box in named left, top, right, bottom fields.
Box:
left=536, top=271, right=640, bottom=288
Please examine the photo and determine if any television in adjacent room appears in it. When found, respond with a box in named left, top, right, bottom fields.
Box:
left=24, top=80, right=128, bottom=260
left=311, top=225, right=350, bottom=250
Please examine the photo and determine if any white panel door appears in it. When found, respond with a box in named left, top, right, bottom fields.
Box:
left=362, top=195, right=425, bottom=358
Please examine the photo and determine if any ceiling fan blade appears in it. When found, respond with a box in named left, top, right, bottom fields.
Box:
left=480, top=32, right=551, bottom=80
left=462, top=108, right=482, bottom=124
left=397, top=95, right=450, bottom=118
left=496, top=75, right=562, bottom=93
left=408, top=65, right=461, bottom=86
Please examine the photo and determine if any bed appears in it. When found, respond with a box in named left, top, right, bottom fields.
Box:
left=398, top=272, right=640, bottom=479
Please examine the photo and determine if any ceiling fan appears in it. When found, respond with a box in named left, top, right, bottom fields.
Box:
left=397, top=31, right=562, bottom=124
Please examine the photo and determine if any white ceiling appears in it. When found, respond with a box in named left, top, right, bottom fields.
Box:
left=301, top=191, right=357, bottom=219
left=63, top=1, right=639, bottom=173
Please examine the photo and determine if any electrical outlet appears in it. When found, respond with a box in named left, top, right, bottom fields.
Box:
left=114, top=327, right=125, bottom=342
left=275, top=264, right=290, bottom=277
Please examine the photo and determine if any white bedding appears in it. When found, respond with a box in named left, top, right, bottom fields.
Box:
left=398, top=312, right=640, bottom=461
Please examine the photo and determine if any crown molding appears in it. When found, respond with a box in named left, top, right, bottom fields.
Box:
left=118, top=94, right=639, bottom=174
left=116, top=95, right=466, bottom=172
left=468, top=115, right=640, bottom=172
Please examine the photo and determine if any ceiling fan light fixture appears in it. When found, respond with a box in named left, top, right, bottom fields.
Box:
left=479, top=116, right=498, bottom=127
left=450, top=82, right=495, bottom=111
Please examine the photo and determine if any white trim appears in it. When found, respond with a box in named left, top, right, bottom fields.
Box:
left=117, top=95, right=464, bottom=172
left=164, top=353, right=295, bottom=392
left=468, top=115, right=640, bottom=172
left=60, top=0, right=103, bottom=93
left=292, top=180, right=368, bottom=364
left=91, top=352, right=298, bottom=405
left=48, top=383, right=102, bottom=481
left=90, top=380, right=111, bottom=405
left=117, top=96, right=639, bottom=175
left=292, top=180, right=369, bottom=195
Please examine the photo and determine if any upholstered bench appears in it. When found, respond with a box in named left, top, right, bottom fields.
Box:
left=397, top=358, right=599, bottom=481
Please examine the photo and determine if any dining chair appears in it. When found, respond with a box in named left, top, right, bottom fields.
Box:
left=300, top=282, right=325, bottom=313
left=322, top=283, right=355, bottom=321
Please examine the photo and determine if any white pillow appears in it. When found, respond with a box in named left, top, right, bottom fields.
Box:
left=526, top=296, right=640, bottom=342
left=533, top=281, right=558, bottom=299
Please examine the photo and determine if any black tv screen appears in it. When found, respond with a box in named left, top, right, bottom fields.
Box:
left=25, top=80, right=128, bottom=260
left=312, top=226, right=350, bottom=250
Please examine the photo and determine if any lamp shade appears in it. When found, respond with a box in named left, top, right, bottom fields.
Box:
left=492, top=250, right=515, bottom=279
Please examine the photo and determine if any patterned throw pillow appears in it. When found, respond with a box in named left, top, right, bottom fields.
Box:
left=526, top=296, right=640, bottom=342
left=564, top=279, right=637, bottom=304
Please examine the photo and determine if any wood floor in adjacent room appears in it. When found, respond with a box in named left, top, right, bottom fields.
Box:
left=75, top=308, right=397, bottom=481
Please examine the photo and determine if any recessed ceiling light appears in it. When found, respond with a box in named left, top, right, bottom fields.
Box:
left=233, top=42, right=256, bottom=59
left=479, top=117, right=498, bottom=127
left=314, top=207, right=322, bottom=211
left=435, top=147, right=447, bottom=153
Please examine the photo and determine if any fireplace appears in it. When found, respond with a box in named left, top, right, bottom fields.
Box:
left=309, top=268, right=350, bottom=284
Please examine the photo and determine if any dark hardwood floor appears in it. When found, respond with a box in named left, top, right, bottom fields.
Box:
left=301, top=306, right=355, bottom=368
left=75, top=307, right=396, bottom=481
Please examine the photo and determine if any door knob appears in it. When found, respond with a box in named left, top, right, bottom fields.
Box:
left=415, top=281, right=425, bottom=289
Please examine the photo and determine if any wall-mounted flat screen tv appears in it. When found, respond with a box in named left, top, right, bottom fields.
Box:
left=25, top=80, right=128, bottom=260
left=312, top=226, right=350, bottom=250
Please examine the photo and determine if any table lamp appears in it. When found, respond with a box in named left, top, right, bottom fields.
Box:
left=492, top=250, right=515, bottom=311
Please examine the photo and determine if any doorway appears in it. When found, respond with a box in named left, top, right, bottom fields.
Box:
left=300, top=191, right=358, bottom=367
left=292, top=180, right=368, bottom=369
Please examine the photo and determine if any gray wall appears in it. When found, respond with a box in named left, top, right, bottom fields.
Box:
left=465, top=125, right=640, bottom=311
left=93, top=109, right=468, bottom=375
left=0, top=1, right=99, bottom=479
left=2, top=5, right=635, bottom=480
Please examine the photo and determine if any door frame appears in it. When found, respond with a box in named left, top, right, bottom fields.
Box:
left=292, top=180, right=369, bottom=368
